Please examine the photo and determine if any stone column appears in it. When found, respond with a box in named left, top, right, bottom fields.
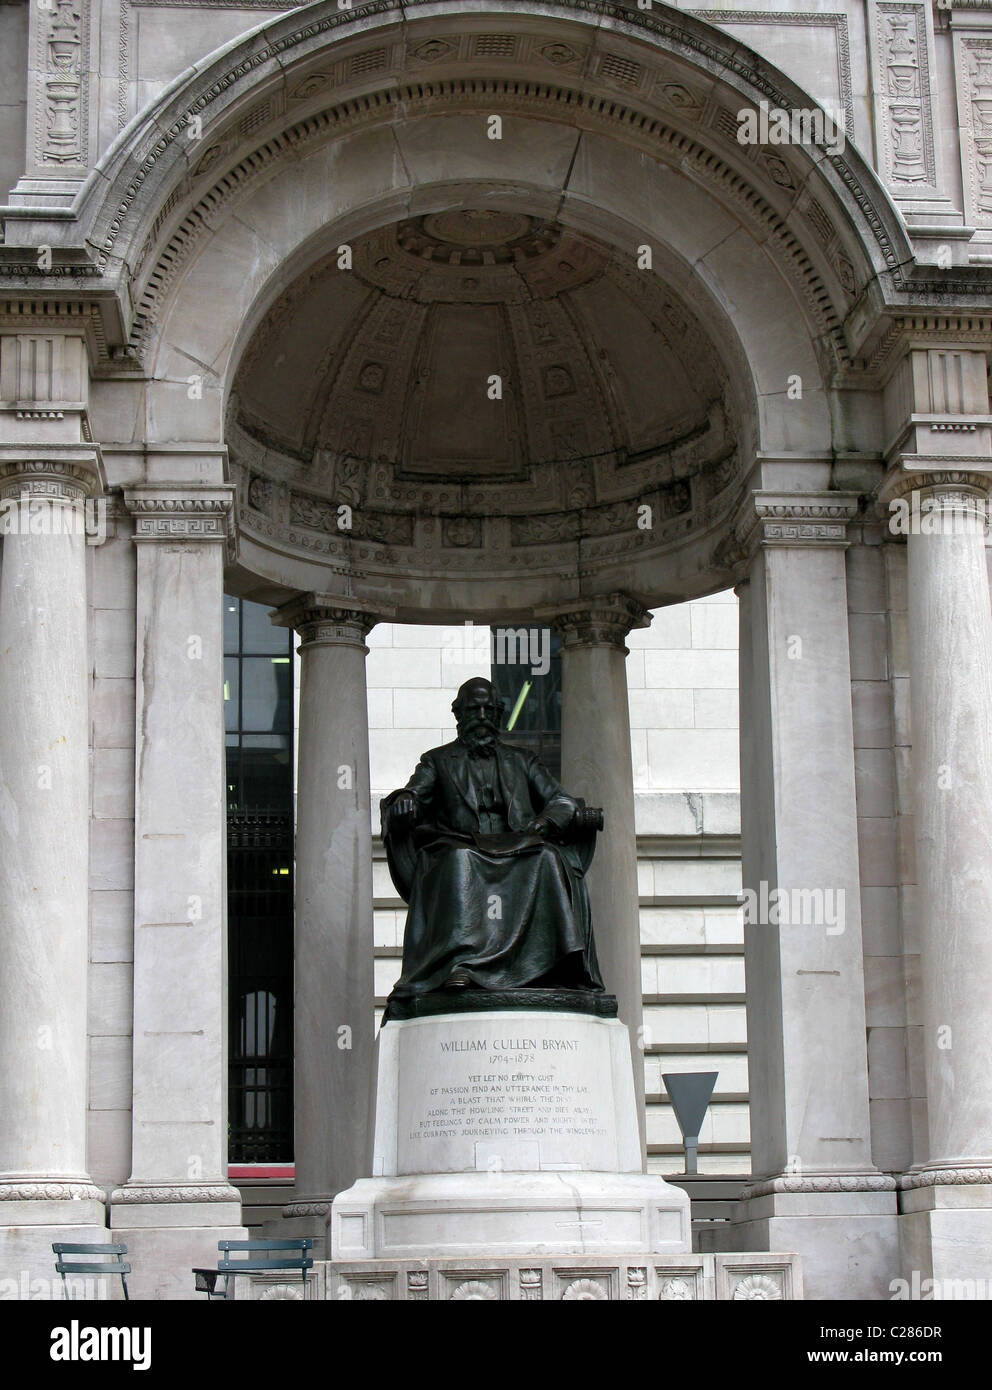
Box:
left=553, top=593, right=650, bottom=1159
left=112, top=486, right=244, bottom=1300
left=878, top=347, right=992, bottom=1288
left=730, top=492, right=898, bottom=1299
left=275, top=596, right=378, bottom=1246
left=884, top=469, right=992, bottom=1281
left=0, top=453, right=107, bottom=1286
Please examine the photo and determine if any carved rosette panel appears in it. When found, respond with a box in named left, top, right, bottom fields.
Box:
left=559, top=1275, right=611, bottom=1300
left=731, top=1273, right=784, bottom=1301
left=957, top=39, right=992, bottom=228
left=33, top=0, right=91, bottom=171
left=322, top=1255, right=803, bottom=1300
left=657, top=1274, right=696, bottom=1300
left=445, top=1277, right=502, bottom=1300
left=871, top=4, right=938, bottom=192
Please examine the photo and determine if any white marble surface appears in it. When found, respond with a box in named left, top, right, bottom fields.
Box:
left=331, top=1171, right=691, bottom=1261
left=739, top=533, right=877, bottom=1177
left=0, top=487, right=94, bottom=1188
left=908, top=496, right=992, bottom=1170
left=292, top=614, right=376, bottom=1206
left=127, top=527, right=230, bottom=1189
left=372, top=1012, right=641, bottom=1178
left=334, top=1009, right=689, bottom=1259
left=561, top=632, right=646, bottom=1152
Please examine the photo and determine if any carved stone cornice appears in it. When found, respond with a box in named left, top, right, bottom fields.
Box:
left=740, top=1169, right=897, bottom=1200
left=728, top=490, right=860, bottom=566
left=123, top=485, right=234, bottom=544
left=547, top=592, right=651, bottom=650
left=0, top=454, right=100, bottom=503
left=273, top=591, right=386, bottom=650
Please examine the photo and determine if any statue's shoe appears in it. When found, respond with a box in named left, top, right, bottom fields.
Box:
left=442, top=968, right=472, bottom=989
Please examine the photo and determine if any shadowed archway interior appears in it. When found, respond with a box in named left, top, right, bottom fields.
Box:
left=226, top=209, right=744, bottom=610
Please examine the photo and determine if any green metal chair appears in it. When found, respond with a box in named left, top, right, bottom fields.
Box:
left=193, top=1237, right=314, bottom=1300
left=52, top=1242, right=131, bottom=1300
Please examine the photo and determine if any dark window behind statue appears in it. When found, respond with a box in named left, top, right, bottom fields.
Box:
left=225, top=596, right=294, bottom=1163
left=490, top=626, right=562, bottom=779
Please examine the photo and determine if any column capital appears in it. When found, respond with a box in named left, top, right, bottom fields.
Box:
left=546, top=592, right=651, bottom=650
left=123, top=485, right=234, bottom=544
left=877, top=461, right=992, bottom=505
left=726, top=491, right=860, bottom=566
left=273, top=592, right=387, bottom=650
left=0, top=448, right=101, bottom=503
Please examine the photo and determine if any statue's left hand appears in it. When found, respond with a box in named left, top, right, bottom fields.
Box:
left=388, top=793, right=420, bottom=825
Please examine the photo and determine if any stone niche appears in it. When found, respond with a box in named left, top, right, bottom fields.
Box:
left=226, top=210, right=746, bottom=611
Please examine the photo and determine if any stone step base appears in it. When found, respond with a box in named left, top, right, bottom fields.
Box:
left=331, top=1171, right=691, bottom=1259
left=230, top=1251, right=803, bottom=1300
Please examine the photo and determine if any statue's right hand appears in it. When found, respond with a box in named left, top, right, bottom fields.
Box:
left=389, top=794, right=419, bottom=824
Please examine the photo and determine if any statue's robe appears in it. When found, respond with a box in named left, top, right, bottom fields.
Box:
left=382, top=739, right=604, bottom=995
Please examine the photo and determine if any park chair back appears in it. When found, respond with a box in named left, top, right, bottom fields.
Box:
left=52, top=1242, right=130, bottom=1300
left=194, top=1237, right=313, bottom=1299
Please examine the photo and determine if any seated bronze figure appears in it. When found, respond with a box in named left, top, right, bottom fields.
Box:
left=381, top=676, right=605, bottom=1006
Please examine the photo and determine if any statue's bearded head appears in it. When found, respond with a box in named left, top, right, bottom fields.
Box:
left=453, top=677, right=502, bottom=755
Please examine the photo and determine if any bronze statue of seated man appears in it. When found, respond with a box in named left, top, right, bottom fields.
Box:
left=381, top=676, right=604, bottom=1001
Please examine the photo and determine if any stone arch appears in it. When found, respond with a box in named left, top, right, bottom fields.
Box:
left=79, top=0, right=915, bottom=606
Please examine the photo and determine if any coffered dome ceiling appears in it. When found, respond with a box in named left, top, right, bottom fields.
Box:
left=228, top=211, right=747, bottom=609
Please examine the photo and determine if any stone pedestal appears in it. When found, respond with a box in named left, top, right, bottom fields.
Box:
left=330, top=1009, right=690, bottom=1260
